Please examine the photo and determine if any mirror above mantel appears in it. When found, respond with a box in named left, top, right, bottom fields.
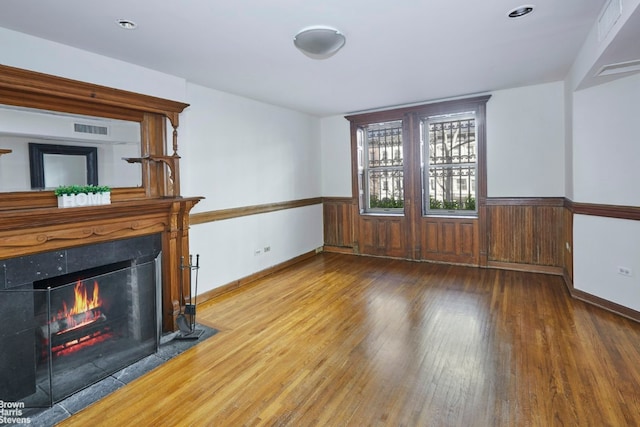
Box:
left=0, top=105, right=142, bottom=192
left=0, top=63, right=190, bottom=210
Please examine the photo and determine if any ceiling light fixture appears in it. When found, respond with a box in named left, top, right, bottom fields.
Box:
left=508, top=5, right=535, bottom=18
left=116, top=19, right=137, bottom=30
left=293, top=26, right=346, bottom=59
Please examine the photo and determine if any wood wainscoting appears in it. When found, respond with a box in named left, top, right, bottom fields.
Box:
left=322, top=197, right=355, bottom=251
left=418, top=216, right=479, bottom=265
left=322, top=196, right=564, bottom=272
left=485, top=197, right=565, bottom=274
left=356, top=213, right=410, bottom=259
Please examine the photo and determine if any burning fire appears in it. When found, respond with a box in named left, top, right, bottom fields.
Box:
left=52, top=280, right=104, bottom=334
left=39, top=279, right=113, bottom=360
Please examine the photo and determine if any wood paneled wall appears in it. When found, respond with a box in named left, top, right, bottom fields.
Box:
left=419, top=217, right=479, bottom=265
left=357, top=214, right=409, bottom=258
left=485, top=198, right=565, bottom=273
left=323, top=197, right=566, bottom=273
left=322, top=197, right=354, bottom=249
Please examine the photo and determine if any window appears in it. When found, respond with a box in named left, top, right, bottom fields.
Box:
left=348, top=95, right=489, bottom=220
left=357, top=120, right=404, bottom=213
left=421, top=112, right=477, bottom=215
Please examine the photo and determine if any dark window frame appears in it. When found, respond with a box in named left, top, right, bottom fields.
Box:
left=347, top=95, right=490, bottom=219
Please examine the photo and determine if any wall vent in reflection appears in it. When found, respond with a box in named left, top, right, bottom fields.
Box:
left=74, top=123, right=109, bottom=135
left=596, top=59, right=640, bottom=77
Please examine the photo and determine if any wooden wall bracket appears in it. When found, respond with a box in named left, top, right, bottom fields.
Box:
left=124, top=154, right=181, bottom=198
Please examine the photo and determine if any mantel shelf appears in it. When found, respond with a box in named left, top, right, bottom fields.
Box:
left=0, top=197, right=202, bottom=233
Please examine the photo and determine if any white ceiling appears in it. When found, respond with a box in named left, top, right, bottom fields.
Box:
left=0, top=0, right=612, bottom=117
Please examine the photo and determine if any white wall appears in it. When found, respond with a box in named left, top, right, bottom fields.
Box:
left=181, top=83, right=321, bottom=211
left=564, top=79, right=575, bottom=200
left=320, top=115, right=352, bottom=197
left=181, top=83, right=324, bottom=293
left=573, top=73, right=640, bottom=206
left=486, top=82, right=565, bottom=197
left=574, top=215, right=640, bottom=312
left=190, top=206, right=323, bottom=293
left=571, top=73, right=640, bottom=310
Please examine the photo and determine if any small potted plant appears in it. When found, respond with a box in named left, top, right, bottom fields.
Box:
left=55, top=185, right=111, bottom=208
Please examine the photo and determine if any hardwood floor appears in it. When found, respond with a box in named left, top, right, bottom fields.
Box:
left=59, top=253, right=640, bottom=426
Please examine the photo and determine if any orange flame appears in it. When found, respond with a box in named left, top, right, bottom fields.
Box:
left=53, top=280, right=103, bottom=332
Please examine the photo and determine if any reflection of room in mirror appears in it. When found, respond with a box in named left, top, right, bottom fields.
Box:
left=0, top=105, right=143, bottom=192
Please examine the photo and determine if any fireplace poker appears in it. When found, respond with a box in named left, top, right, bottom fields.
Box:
left=175, top=254, right=203, bottom=340
left=176, top=256, right=191, bottom=334
left=190, top=254, right=200, bottom=331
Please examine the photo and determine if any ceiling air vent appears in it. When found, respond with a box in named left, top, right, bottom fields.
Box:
left=598, top=0, right=622, bottom=41
left=74, top=123, right=109, bottom=136
left=595, top=59, right=640, bottom=77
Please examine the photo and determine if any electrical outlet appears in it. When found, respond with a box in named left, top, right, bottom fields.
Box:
left=264, top=246, right=271, bottom=253
left=617, top=266, right=632, bottom=277
left=254, top=249, right=261, bottom=256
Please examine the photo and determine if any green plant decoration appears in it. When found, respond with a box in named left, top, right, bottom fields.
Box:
left=370, top=195, right=404, bottom=209
left=54, top=185, right=111, bottom=197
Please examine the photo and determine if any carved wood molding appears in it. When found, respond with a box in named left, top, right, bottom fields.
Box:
left=0, top=218, right=166, bottom=250
left=0, top=199, right=200, bottom=259
left=0, top=64, right=188, bottom=119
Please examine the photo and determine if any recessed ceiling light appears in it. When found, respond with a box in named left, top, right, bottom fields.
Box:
left=508, top=5, right=535, bottom=18
left=116, top=19, right=137, bottom=30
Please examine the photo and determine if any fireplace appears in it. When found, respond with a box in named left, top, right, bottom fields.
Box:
left=0, top=234, right=161, bottom=407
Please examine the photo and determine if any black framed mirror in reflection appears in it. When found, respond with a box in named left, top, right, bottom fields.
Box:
left=0, top=105, right=142, bottom=192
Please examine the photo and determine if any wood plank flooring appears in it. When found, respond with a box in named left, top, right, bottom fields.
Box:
left=59, top=253, right=640, bottom=426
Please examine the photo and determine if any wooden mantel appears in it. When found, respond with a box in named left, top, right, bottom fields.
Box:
left=0, top=198, right=201, bottom=331
left=0, top=64, right=202, bottom=332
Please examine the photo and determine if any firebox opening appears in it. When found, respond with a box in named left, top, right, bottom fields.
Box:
left=33, top=260, right=134, bottom=362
